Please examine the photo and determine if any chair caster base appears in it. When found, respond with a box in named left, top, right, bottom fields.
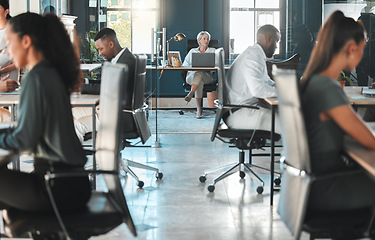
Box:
left=137, top=181, right=144, bottom=188
left=239, top=171, right=245, bottom=179
left=156, top=172, right=163, bottom=180
left=274, top=177, right=281, bottom=186
left=199, top=175, right=207, bottom=183
left=208, top=185, right=215, bottom=192
left=256, top=186, right=264, bottom=194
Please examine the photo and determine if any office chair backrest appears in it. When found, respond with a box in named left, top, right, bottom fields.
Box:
left=273, top=66, right=311, bottom=172
left=273, top=66, right=311, bottom=239
left=187, top=39, right=219, bottom=53
left=96, top=62, right=137, bottom=236
left=211, top=48, right=226, bottom=142
left=132, top=54, right=151, bottom=144
left=132, top=54, right=147, bottom=110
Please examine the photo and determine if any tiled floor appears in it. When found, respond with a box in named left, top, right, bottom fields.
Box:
left=88, top=109, right=311, bottom=240
left=0, top=110, right=307, bottom=239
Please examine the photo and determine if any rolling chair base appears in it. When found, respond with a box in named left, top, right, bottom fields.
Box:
left=199, top=150, right=281, bottom=193
left=120, top=159, right=163, bottom=188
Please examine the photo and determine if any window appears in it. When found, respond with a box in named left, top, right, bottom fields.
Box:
left=104, top=0, right=158, bottom=54
left=230, top=0, right=280, bottom=56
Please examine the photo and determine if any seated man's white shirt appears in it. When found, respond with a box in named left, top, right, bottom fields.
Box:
left=111, top=47, right=126, bottom=64
left=225, top=43, right=281, bottom=133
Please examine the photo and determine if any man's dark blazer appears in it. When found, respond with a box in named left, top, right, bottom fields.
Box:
left=117, top=47, right=136, bottom=110
left=81, top=48, right=135, bottom=110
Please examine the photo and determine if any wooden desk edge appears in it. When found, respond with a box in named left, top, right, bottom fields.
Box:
left=344, top=137, right=375, bottom=177
left=263, top=97, right=278, bottom=106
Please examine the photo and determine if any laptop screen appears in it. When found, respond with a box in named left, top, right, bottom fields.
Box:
left=191, top=53, right=215, bottom=67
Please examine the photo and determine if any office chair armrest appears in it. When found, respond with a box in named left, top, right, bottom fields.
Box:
left=215, top=99, right=260, bottom=110
left=41, top=168, right=119, bottom=240
left=222, top=104, right=260, bottom=110
left=44, top=169, right=119, bottom=180
left=283, top=161, right=363, bottom=181
left=83, top=147, right=96, bottom=155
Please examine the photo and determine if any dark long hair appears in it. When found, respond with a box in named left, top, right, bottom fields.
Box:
left=9, top=12, right=79, bottom=94
left=301, top=11, right=365, bottom=88
left=0, top=0, right=11, bottom=20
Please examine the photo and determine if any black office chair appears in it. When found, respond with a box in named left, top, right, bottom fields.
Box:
left=120, top=54, right=163, bottom=188
left=3, top=63, right=137, bottom=239
left=274, top=67, right=374, bottom=240
left=181, top=39, right=219, bottom=93
left=198, top=48, right=281, bottom=193
left=266, top=53, right=300, bottom=80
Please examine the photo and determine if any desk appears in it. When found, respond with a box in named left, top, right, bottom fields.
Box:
left=0, top=94, right=100, bottom=175
left=146, top=65, right=219, bottom=147
left=345, top=137, right=375, bottom=178
left=80, top=63, right=101, bottom=73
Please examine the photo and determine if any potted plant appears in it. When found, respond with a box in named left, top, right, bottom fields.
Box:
left=338, top=71, right=352, bottom=88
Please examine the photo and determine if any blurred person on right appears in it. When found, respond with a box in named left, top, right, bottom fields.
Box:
left=301, top=10, right=375, bottom=212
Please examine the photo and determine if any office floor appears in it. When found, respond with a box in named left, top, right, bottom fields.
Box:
left=0, top=110, right=344, bottom=240
left=90, top=109, right=312, bottom=240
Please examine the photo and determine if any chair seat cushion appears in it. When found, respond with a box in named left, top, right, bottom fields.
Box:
left=303, top=208, right=374, bottom=239
left=218, top=128, right=281, bottom=141
left=4, top=191, right=124, bottom=238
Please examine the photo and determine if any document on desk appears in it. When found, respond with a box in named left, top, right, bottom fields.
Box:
left=362, top=87, right=375, bottom=97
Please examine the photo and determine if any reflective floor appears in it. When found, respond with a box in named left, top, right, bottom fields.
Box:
left=91, top=117, right=311, bottom=240
left=0, top=110, right=307, bottom=240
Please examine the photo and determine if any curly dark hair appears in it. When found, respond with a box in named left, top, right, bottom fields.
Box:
left=9, top=12, right=80, bottom=94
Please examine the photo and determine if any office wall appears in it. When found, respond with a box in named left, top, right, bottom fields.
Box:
left=10, top=0, right=28, bottom=15
left=67, top=0, right=323, bottom=97
left=71, top=0, right=89, bottom=39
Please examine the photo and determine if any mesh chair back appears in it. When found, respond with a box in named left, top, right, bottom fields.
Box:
left=132, top=55, right=147, bottom=110
left=273, top=67, right=311, bottom=239
left=211, top=48, right=226, bottom=142
left=132, top=54, right=151, bottom=144
left=96, top=62, right=136, bottom=236
left=186, top=39, right=219, bottom=53
left=273, top=67, right=311, bottom=171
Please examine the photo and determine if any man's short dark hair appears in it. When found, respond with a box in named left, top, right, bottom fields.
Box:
left=94, top=27, right=117, bottom=41
left=257, top=24, right=279, bottom=35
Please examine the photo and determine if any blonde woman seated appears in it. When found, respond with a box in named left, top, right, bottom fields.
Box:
left=182, top=31, right=215, bottom=119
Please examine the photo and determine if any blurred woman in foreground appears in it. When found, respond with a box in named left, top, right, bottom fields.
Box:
left=0, top=12, right=90, bottom=212
left=301, top=10, right=375, bottom=212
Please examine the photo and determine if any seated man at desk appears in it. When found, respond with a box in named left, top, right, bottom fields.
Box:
left=225, top=24, right=281, bottom=133
left=74, top=27, right=135, bottom=142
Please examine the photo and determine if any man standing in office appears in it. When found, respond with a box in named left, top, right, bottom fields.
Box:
left=225, top=24, right=281, bottom=133
left=74, top=27, right=135, bottom=142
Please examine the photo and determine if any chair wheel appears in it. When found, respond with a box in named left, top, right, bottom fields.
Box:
left=239, top=171, right=245, bottom=179
left=178, top=110, right=184, bottom=115
left=156, top=172, right=163, bottom=180
left=199, top=175, right=206, bottom=183
left=208, top=185, right=215, bottom=192
left=256, top=186, right=263, bottom=194
left=274, top=177, right=281, bottom=186
left=137, top=181, right=144, bottom=188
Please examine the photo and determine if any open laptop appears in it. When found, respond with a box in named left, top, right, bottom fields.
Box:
left=362, top=87, right=375, bottom=97
left=191, top=52, right=215, bottom=67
